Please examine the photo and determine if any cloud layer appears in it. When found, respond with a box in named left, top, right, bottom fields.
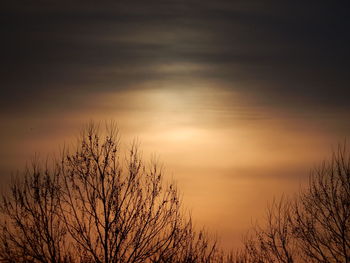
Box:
left=1, top=0, right=349, bottom=115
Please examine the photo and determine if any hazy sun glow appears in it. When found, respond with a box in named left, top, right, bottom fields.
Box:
left=1, top=84, right=347, bottom=249
left=1, top=1, right=350, bottom=255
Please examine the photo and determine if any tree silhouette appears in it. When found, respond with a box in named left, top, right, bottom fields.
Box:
left=292, top=145, right=350, bottom=263
left=0, top=123, right=221, bottom=263
left=0, top=162, right=71, bottom=263
left=238, top=144, right=350, bottom=263
left=241, top=197, right=297, bottom=263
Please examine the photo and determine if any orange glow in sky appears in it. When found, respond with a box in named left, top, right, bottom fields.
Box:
left=1, top=2, right=350, bottom=251
left=1, top=84, right=348, bottom=249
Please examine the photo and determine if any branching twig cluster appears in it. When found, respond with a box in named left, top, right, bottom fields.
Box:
left=0, top=123, right=222, bottom=263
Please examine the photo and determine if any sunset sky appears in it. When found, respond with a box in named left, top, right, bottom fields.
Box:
left=1, top=1, right=349, bottom=249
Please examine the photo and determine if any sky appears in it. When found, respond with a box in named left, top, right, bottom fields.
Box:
left=1, top=0, right=350, bottom=249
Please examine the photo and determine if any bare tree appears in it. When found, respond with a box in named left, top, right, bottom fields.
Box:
left=238, top=143, right=350, bottom=263
left=241, top=197, right=297, bottom=263
left=155, top=220, right=223, bottom=263
left=292, top=145, right=350, bottom=263
left=58, top=123, right=192, bottom=263
left=0, top=123, right=221, bottom=263
left=0, top=162, right=71, bottom=263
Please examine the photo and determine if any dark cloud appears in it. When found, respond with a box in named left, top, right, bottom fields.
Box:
left=1, top=0, right=349, bottom=115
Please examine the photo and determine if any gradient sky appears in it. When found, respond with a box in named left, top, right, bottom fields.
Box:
left=1, top=1, right=350, bottom=249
